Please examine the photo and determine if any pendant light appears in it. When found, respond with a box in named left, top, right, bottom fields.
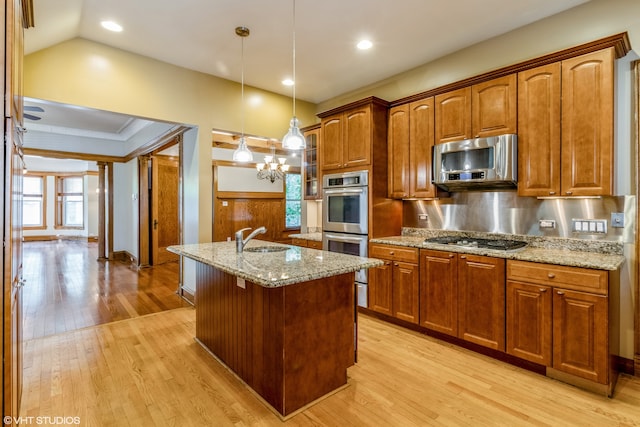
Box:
left=232, top=26, right=253, bottom=162
left=281, top=0, right=306, bottom=150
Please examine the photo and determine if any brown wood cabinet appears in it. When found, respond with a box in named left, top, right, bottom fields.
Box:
left=435, top=75, right=516, bottom=144
left=517, top=62, right=562, bottom=197
left=419, top=249, right=458, bottom=335
left=290, top=237, right=322, bottom=250
left=561, top=48, right=614, bottom=196
left=302, top=125, right=321, bottom=200
left=387, top=98, right=436, bottom=199
left=519, top=48, right=614, bottom=197
left=420, top=250, right=505, bottom=351
left=320, top=100, right=385, bottom=172
left=369, top=244, right=419, bottom=324
left=506, top=260, right=617, bottom=395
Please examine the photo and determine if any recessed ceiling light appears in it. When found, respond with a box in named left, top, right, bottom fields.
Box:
left=357, top=40, right=373, bottom=50
left=282, top=78, right=294, bottom=86
left=101, top=21, right=123, bottom=32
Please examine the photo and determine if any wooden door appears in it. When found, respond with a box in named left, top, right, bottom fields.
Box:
left=151, top=156, right=180, bottom=265
left=506, top=281, right=552, bottom=366
left=561, top=48, right=614, bottom=196
left=320, top=114, right=343, bottom=171
left=435, top=87, right=471, bottom=144
left=368, top=260, right=393, bottom=316
left=517, top=63, right=561, bottom=197
left=472, top=74, right=517, bottom=138
left=387, top=104, right=410, bottom=198
left=343, top=106, right=371, bottom=169
left=457, top=254, right=505, bottom=351
left=409, top=97, right=435, bottom=198
left=392, top=262, right=419, bottom=324
left=419, top=250, right=458, bottom=336
left=553, top=288, right=608, bottom=383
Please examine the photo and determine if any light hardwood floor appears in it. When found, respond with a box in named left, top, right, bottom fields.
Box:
left=21, top=307, right=640, bottom=426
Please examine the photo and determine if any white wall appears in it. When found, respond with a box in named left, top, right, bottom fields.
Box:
left=112, top=160, right=139, bottom=258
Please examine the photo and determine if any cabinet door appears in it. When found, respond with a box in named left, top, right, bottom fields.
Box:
left=561, top=48, right=614, bottom=196
left=303, top=127, right=321, bottom=199
left=553, top=288, right=608, bottom=383
left=409, top=98, right=436, bottom=198
left=472, top=75, right=517, bottom=138
left=392, top=262, right=419, bottom=324
left=343, top=106, right=371, bottom=168
left=435, top=87, right=471, bottom=144
left=320, top=114, right=343, bottom=171
left=387, top=104, right=410, bottom=198
left=517, top=63, right=561, bottom=197
left=419, top=250, right=458, bottom=336
left=369, top=261, right=393, bottom=316
left=458, top=255, right=505, bottom=351
left=506, top=281, right=552, bottom=366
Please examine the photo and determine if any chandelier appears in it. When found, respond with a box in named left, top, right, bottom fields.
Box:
left=256, top=146, right=290, bottom=183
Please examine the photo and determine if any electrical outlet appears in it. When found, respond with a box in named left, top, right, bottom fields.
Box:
left=538, top=219, right=556, bottom=229
left=611, top=212, right=625, bottom=228
left=418, top=214, right=428, bottom=220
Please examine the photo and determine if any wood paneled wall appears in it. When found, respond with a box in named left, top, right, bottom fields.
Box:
left=213, top=194, right=292, bottom=243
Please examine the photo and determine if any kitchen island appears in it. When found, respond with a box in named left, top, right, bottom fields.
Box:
left=167, top=240, right=383, bottom=418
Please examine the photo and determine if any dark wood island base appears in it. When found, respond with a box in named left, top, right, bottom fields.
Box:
left=195, top=262, right=355, bottom=418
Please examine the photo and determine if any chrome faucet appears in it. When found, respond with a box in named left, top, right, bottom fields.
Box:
left=235, top=226, right=267, bottom=253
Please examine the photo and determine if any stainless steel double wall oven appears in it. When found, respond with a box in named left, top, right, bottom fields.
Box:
left=322, top=170, right=369, bottom=307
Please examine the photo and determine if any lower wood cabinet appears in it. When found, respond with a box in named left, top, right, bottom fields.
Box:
left=420, top=249, right=505, bottom=351
left=291, top=237, right=322, bottom=250
left=369, top=244, right=419, bottom=324
left=506, top=260, right=616, bottom=394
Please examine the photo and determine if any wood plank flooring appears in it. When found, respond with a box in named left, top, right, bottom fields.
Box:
left=21, top=307, right=640, bottom=426
left=22, top=240, right=190, bottom=340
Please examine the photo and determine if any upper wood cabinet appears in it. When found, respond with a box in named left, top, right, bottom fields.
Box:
left=387, top=98, right=436, bottom=199
left=561, top=48, right=614, bottom=196
left=435, top=87, right=471, bottom=143
left=320, top=98, right=388, bottom=172
left=302, top=125, right=321, bottom=200
left=517, top=63, right=562, bottom=196
left=518, top=48, right=614, bottom=197
left=434, top=75, right=516, bottom=144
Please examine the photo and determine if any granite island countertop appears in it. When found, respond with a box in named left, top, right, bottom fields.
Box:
left=168, top=240, right=382, bottom=288
left=370, top=231, right=626, bottom=271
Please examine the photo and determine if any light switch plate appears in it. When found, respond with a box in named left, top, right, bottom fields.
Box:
left=611, top=212, right=625, bottom=228
left=572, top=219, right=607, bottom=234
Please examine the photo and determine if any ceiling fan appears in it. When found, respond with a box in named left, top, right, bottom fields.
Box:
left=24, top=105, right=44, bottom=121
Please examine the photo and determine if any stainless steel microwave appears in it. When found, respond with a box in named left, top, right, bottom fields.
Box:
left=433, top=134, right=517, bottom=191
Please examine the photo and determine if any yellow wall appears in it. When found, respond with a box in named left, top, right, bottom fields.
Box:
left=318, top=0, right=640, bottom=112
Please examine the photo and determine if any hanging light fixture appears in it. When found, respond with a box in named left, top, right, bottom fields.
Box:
left=256, top=145, right=290, bottom=183
left=232, top=26, right=253, bottom=162
left=281, top=0, right=306, bottom=151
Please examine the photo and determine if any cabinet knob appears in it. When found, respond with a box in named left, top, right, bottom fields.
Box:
left=385, top=261, right=391, bottom=266
left=394, top=263, right=399, bottom=266
left=539, top=288, right=547, bottom=293
left=389, top=251, right=395, bottom=255
left=547, top=273, right=555, bottom=279
left=449, top=254, right=455, bottom=258
left=460, top=255, right=467, bottom=259
left=557, top=291, right=565, bottom=296
left=549, top=191, right=556, bottom=195
left=565, top=191, right=573, bottom=195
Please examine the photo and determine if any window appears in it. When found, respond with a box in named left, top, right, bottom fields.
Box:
left=285, top=173, right=301, bottom=229
left=55, top=176, right=84, bottom=228
left=23, top=175, right=46, bottom=229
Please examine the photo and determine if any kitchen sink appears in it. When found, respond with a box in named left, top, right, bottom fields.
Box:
left=244, top=246, right=290, bottom=253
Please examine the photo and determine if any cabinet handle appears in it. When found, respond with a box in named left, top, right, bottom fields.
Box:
left=557, top=291, right=565, bottom=296
left=460, top=255, right=467, bottom=259
left=539, top=288, right=547, bottom=293
left=385, top=261, right=391, bottom=266
left=565, top=191, right=572, bottom=195
left=549, top=191, right=556, bottom=195
left=389, top=251, right=395, bottom=255
left=547, top=273, right=555, bottom=279
left=449, top=254, right=455, bottom=258
left=394, top=263, right=399, bottom=267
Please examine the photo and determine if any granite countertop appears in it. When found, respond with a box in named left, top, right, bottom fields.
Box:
left=369, top=232, right=626, bottom=271
left=168, top=240, right=382, bottom=288
left=288, top=232, right=323, bottom=242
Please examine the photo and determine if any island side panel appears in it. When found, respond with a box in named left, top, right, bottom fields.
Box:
left=281, top=272, right=355, bottom=415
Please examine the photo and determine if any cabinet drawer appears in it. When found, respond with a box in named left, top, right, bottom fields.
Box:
left=307, top=240, right=323, bottom=250
left=291, top=238, right=307, bottom=247
left=507, top=260, right=608, bottom=295
left=370, top=244, right=419, bottom=263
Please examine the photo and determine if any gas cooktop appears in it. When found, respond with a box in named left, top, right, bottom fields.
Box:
left=424, top=236, right=528, bottom=251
